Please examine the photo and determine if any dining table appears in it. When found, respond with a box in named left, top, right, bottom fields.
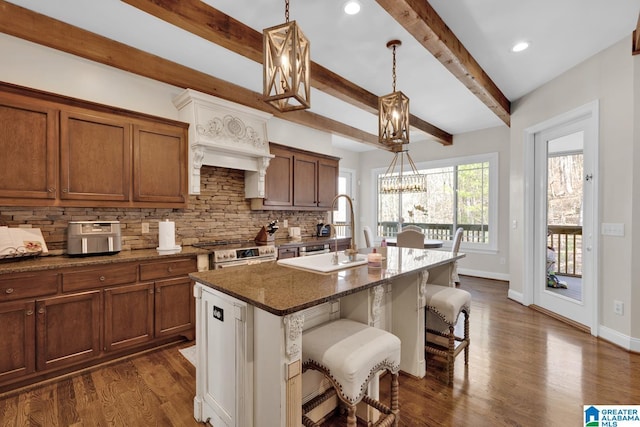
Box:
left=384, top=237, right=444, bottom=249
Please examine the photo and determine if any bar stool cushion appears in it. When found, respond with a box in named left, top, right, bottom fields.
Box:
left=424, top=285, right=471, bottom=326
left=302, top=319, right=401, bottom=404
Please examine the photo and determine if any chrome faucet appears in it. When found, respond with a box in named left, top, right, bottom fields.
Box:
left=331, top=194, right=358, bottom=262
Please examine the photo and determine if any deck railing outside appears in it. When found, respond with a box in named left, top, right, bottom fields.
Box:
left=547, top=225, right=582, bottom=277
left=377, top=222, right=489, bottom=243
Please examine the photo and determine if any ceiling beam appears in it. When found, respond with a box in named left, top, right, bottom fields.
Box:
left=121, top=0, right=452, bottom=145
left=0, top=0, right=385, bottom=149
left=376, top=0, right=511, bottom=127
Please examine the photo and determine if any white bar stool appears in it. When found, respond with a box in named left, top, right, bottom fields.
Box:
left=301, top=318, right=401, bottom=427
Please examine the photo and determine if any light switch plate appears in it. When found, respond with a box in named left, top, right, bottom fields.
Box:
left=601, top=223, right=624, bottom=236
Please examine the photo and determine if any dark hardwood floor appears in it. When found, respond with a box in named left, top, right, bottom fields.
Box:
left=1, top=276, right=638, bottom=426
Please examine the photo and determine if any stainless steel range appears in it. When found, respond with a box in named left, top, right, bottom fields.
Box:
left=193, top=241, right=277, bottom=269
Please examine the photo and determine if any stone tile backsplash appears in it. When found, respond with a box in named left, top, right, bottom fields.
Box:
left=0, top=166, right=326, bottom=253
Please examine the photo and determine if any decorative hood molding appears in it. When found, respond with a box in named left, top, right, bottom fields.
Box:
left=173, top=89, right=273, bottom=196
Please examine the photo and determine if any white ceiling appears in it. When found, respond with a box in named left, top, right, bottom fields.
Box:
left=6, top=0, right=639, bottom=152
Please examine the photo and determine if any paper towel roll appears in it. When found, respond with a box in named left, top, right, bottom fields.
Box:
left=158, top=220, right=176, bottom=249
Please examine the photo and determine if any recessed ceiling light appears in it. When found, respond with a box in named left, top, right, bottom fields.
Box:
left=343, top=0, right=361, bottom=15
left=511, top=41, right=530, bottom=53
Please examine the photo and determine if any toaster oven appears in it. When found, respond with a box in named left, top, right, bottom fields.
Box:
left=67, top=221, right=122, bottom=256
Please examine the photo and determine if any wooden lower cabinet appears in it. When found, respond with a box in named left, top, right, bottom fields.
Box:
left=0, top=301, right=36, bottom=382
left=0, top=255, right=197, bottom=392
left=104, top=282, right=154, bottom=352
left=154, top=276, right=194, bottom=338
left=36, top=291, right=102, bottom=372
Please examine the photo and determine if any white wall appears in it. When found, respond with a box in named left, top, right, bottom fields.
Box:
left=358, top=126, right=511, bottom=280
left=509, top=36, right=638, bottom=344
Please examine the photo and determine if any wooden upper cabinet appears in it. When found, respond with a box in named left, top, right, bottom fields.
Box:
left=133, top=123, right=187, bottom=205
left=0, top=82, right=188, bottom=208
left=317, top=157, right=339, bottom=208
left=0, top=92, right=58, bottom=201
left=256, top=143, right=339, bottom=211
left=264, top=144, right=294, bottom=207
left=60, top=110, right=130, bottom=202
left=293, top=152, right=319, bottom=207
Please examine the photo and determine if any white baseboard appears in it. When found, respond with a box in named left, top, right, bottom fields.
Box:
left=507, top=289, right=525, bottom=304
left=598, top=325, right=640, bottom=352
left=458, top=268, right=510, bottom=282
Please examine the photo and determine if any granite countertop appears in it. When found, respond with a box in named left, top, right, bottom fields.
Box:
left=190, top=247, right=463, bottom=316
left=0, top=246, right=209, bottom=275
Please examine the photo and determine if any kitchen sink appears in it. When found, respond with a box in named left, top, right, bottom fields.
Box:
left=277, top=251, right=368, bottom=273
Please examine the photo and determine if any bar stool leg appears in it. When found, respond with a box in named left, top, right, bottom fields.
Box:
left=464, top=311, right=470, bottom=365
left=347, top=404, right=357, bottom=427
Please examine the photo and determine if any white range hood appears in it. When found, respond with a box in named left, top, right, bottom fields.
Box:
left=173, top=89, right=273, bottom=197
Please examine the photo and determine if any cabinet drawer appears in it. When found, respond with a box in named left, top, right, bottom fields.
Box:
left=0, top=273, right=58, bottom=301
left=62, top=263, right=138, bottom=292
left=278, top=247, right=299, bottom=259
left=139, top=257, right=196, bottom=281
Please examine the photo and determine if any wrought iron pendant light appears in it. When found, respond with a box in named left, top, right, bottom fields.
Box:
left=379, top=40, right=410, bottom=146
left=263, top=0, right=310, bottom=112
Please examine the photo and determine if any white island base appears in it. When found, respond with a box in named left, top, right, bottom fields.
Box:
left=191, top=248, right=460, bottom=426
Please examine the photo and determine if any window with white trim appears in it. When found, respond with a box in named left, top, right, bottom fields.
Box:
left=375, top=153, right=498, bottom=251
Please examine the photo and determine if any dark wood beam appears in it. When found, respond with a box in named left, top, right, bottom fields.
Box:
left=121, top=0, right=452, bottom=145
left=0, top=0, right=386, bottom=149
left=633, top=13, right=640, bottom=55
left=376, top=0, right=511, bottom=127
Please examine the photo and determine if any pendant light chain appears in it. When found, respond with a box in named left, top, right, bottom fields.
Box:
left=285, top=0, right=290, bottom=23
left=392, top=43, right=397, bottom=92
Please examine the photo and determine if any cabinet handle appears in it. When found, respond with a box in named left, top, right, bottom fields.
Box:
left=26, top=309, right=34, bottom=316
left=62, top=188, right=68, bottom=193
left=5, top=288, right=14, bottom=294
left=99, top=276, right=106, bottom=282
left=149, top=289, right=154, bottom=294
left=156, top=288, right=161, bottom=293
left=48, top=187, right=56, bottom=193
left=168, top=267, right=174, bottom=273
left=38, top=307, right=45, bottom=314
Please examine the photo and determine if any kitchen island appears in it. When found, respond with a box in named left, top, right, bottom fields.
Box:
left=190, top=246, right=464, bottom=427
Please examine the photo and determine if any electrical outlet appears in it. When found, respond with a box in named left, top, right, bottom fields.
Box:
left=283, top=219, right=288, bottom=228
left=614, top=300, right=624, bottom=316
left=141, top=222, right=150, bottom=234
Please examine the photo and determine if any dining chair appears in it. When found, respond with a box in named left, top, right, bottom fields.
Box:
left=401, top=225, right=423, bottom=233
left=451, top=227, right=464, bottom=286
left=396, top=229, right=424, bottom=248
left=363, top=226, right=373, bottom=248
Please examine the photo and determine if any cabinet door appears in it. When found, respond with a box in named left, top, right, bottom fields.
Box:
left=293, top=153, right=318, bottom=207
left=154, top=276, right=194, bottom=339
left=264, top=144, right=293, bottom=206
left=0, top=301, right=35, bottom=383
left=0, top=93, right=58, bottom=201
left=36, top=291, right=101, bottom=372
left=132, top=123, right=187, bottom=205
left=104, top=283, right=154, bottom=352
left=60, top=110, right=130, bottom=202
left=317, top=157, right=339, bottom=208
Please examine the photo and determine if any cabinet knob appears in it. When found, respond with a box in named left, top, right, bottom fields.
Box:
left=156, top=288, right=161, bottom=293
left=168, top=267, right=174, bottom=273
left=26, top=309, right=34, bottom=316
left=38, top=307, right=45, bottom=314
left=5, top=288, right=14, bottom=294
left=99, top=276, right=106, bottom=282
